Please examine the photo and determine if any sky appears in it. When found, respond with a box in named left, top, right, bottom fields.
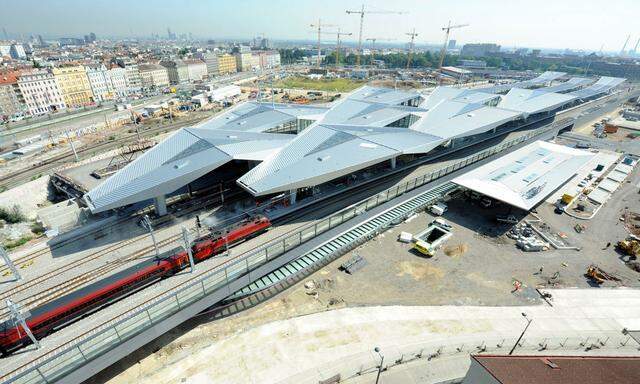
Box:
left=0, top=0, right=638, bottom=52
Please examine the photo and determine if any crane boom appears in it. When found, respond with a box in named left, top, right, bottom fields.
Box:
left=406, top=29, right=418, bottom=70
left=310, top=19, right=337, bottom=68
left=346, top=4, right=405, bottom=67
left=437, top=21, right=469, bottom=84
left=621, top=34, right=631, bottom=56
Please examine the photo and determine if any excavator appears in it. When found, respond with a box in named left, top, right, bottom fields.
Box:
left=586, top=264, right=622, bottom=285
left=616, top=238, right=640, bottom=260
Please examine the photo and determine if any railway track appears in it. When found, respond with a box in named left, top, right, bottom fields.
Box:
left=0, top=186, right=244, bottom=320
left=0, top=232, right=185, bottom=320
left=0, top=114, right=213, bottom=190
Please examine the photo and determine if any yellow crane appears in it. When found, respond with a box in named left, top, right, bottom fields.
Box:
left=346, top=4, right=405, bottom=67
left=325, top=29, right=353, bottom=68
left=310, top=19, right=337, bottom=68
left=438, top=21, right=469, bottom=84
left=406, top=29, right=418, bottom=69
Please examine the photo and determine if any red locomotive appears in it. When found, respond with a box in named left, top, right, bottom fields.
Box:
left=0, top=215, right=270, bottom=356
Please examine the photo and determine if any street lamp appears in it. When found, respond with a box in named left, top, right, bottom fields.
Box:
left=374, top=347, right=384, bottom=384
left=509, top=312, right=533, bottom=355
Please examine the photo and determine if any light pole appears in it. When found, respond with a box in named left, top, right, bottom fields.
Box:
left=509, top=312, right=533, bottom=355
left=374, top=347, right=384, bottom=384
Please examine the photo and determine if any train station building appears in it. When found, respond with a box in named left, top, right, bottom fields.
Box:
left=83, top=73, right=625, bottom=216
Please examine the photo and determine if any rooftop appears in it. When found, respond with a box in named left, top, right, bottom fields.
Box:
left=471, top=355, right=640, bottom=384
left=85, top=75, right=624, bottom=213
left=451, top=140, right=595, bottom=210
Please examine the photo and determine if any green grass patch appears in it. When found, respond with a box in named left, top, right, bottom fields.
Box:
left=4, top=235, right=33, bottom=250
left=274, top=77, right=364, bottom=92
left=0, top=205, right=26, bottom=224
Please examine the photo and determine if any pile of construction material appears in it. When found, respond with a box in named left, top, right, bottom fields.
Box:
left=507, top=223, right=550, bottom=252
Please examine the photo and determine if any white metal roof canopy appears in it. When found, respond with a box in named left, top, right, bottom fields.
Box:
left=451, top=141, right=596, bottom=210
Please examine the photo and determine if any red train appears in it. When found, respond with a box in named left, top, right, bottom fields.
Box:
left=0, top=215, right=271, bottom=356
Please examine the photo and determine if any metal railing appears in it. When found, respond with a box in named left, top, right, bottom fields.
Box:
left=276, top=330, right=635, bottom=384
left=1, top=118, right=568, bottom=384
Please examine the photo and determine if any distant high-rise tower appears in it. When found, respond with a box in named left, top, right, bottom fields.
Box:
left=2, top=27, right=8, bottom=40
left=448, top=39, right=456, bottom=49
left=167, top=27, right=172, bottom=40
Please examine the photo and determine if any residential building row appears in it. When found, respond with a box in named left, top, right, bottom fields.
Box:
left=0, top=50, right=281, bottom=118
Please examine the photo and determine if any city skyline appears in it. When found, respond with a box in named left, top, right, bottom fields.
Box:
left=0, top=0, right=638, bottom=52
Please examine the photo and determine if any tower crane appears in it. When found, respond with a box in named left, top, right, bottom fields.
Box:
left=321, top=29, right=353, bottom=67
left=310, top=19, right=337, bottom=68
left=438, top=21, right=469, bottom=84
left=366, top=37, right=397, bottom=52
left=632, top=38, right=640, bottom=55
left=366, top=37, right=396, bottom=63
left=620, top=34, right=631, bottom=56
left=346, top=5, right=405, bottom=67
left=406, top=29, right=418, bottom=69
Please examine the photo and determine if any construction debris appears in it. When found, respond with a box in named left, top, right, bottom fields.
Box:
left=507, top=223, right=550, bottom=252
left=340, top=254, right=367, bottom=274
left=586, top=264, right=622, bottom=284
left=574, top=224, right=586, bottom=233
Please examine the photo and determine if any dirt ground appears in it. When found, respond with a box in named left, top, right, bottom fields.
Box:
left=98, top=146, right=640, bottom=384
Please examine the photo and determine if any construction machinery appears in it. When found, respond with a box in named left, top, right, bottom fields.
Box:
left=617, top=238, right=640, bottom=259
left=437, top=21, right=469, bottom=84
left=321, top=28, right=352, bottom=68
left=346, top=4, right=405, bottom=66
left=310, top=19, right=337, bottom=68
left=620, top=34, right=631, bottom=57
left=365, top=37, right=397, bottom=62
left=413, top=219, right=453, bottom=257
left=586, top=264, right=621, bottom=285
left=406, top=29, right=418, bottom=69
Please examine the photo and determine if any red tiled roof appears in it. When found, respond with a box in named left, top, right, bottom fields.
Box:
left=472, top=355, right=640, bottom=384
left=0, top=71, right=20, bottom=85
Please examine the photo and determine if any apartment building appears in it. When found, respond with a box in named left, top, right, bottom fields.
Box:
left=159, top=60, right=189, bottom=84
left=184, top=59, right=207, bottom=81
left=217, top=54, right=237, bottom=75
left=52, top=65, right=94, bottom=107
left=108, top=65, right=128, bottom=97
left=17, top=69, right=66, bottom=115
left=200, top=52, right=219, bottom=78
left=0, top=71, right=25, bottom=117
left=85, top=63, right=112, bottom=101
left=138, top=63, right=170, bottom=89
left=234, top=52, right=253, bottom=72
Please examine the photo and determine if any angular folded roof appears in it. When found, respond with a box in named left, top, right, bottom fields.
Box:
left=85, top=76, right=624, bottom=212
left=482, top=71, right=566, bottom=94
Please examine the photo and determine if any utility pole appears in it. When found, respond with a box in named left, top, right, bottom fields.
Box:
left=438, top=21, right=469, bottom=84
left=406, top=29, right=418, bottom=70
left=0, top=246, right=20, bottom=281
left=64, top=129, right=79, bottom=162
left=141, top=214, right=159, bottom=258
left=6, top=299, right=39, bottom=349
left=310, top=19, right=337, bottom=68
left=346, top=5, right=405, bottom=67
left=131, top=110, right=141, bottom=141
left=181, top=226, right=195, bottom=273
